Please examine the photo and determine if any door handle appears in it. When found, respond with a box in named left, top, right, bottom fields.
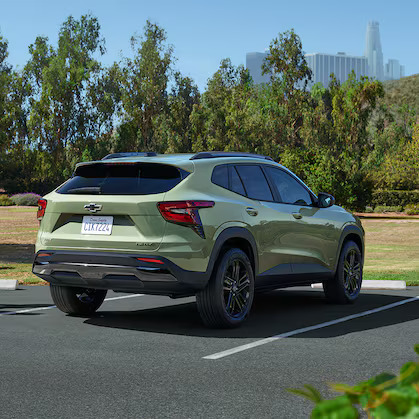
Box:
left=246, top=207, right=258, bottom=216
left=292, top=212, right=302, bottom=219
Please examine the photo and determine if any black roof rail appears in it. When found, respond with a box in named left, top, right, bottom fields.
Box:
left=190, top=151, right=273, bottom=161
left=101, top=152, right=157, bottom=160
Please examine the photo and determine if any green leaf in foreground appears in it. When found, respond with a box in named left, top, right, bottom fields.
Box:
left=289, top=344, right=419, bottom=418
left=288, top=384, right=324, bottom=403
left=311, top=396, right=358, bottom=419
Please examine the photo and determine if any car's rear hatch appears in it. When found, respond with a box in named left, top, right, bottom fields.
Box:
left=38, top=160, right=191, bottom=252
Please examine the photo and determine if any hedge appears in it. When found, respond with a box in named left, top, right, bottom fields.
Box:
left=0, top=195, right=13, bottom=206
left=371, top=190, right=419, bottom=208
left=10, top=193, right=42, bottom=206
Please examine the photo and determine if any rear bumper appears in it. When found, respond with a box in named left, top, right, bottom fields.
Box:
left=32, top=250, right=209, bottom=297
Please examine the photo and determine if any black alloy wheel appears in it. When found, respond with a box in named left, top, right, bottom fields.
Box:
left=343, top=248, right=362, bottom=298
left=223, top=259, right=251, bottom=319
left=323, top=240, right=363, bottom=304
left=196, top=248, right=255, bottom=328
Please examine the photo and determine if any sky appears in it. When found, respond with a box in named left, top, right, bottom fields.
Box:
left=1, top=0, right=418, bottom=91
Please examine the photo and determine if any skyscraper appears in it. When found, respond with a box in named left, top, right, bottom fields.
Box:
left=246, top=52, right=270, bottom=84
left=305, top=52, right=368, bottom=87
left=365, top=21, right=384, bottom=80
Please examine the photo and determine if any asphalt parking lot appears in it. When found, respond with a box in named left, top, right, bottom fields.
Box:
left=1, top=286, right=419, bottom=419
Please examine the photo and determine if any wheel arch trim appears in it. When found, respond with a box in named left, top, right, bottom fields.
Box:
left=206, top=227, right=258, bottom=278
left=333, top=224, right=364, bottom=275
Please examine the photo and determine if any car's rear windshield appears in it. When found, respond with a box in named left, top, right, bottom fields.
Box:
left=57, top=163, right=188, bottom=195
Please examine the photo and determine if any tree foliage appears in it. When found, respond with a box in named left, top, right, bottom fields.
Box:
left=0, top=17, right=416, bottom=209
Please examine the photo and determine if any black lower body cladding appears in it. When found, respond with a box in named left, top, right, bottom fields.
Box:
left=32, top=250, right=209, bottom=298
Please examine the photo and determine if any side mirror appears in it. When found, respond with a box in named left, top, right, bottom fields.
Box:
left=317, top=192, right=335, bottom=208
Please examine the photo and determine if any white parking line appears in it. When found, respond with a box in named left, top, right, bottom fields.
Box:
left=203, top=295, right=419, bottom=360
left=0, top=305, right=57, bottom=316
left=0, top=293, right=144, bottom=316
left=103, top=294, right=144, bottom=302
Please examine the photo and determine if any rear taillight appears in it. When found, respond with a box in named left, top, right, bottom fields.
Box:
left=157, top=201, right=214, bottom=238
left=37, top=199, right=47, bottom=221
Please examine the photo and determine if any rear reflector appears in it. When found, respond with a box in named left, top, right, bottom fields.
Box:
left=136, top=257, right=164, bottom=265
left=37, top=199, right=47, bottom=221
left=37, top=253, right=52, bottom=257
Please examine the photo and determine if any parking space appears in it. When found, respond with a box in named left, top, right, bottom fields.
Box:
left=1, top=286, right=419, bottom=418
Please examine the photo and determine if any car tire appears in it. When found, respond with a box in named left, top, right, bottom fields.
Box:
left=50, top=285, right=107, bottom=315
left=196, top=248, right=254, bottom=328
left=323, top=240, right=363, bottom=304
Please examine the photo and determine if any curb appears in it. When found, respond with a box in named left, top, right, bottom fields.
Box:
left=354, top=213, right=419, bottom=220
left=0, top=279, right=18, bottom=290
left=311, top=280, right=406, bottom=290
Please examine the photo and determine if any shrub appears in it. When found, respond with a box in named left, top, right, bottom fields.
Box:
left=371, top=190, right=419, bottom=208
left=405, top=203, right=419, bottom=215
left=289, top=344, right=419, bottom=418
left=10, top=193, right=42, bottom=206
left=374, top=205, right=403, bottom=213
left=0, top=195, right=13, bottom=206
left=364, top=206, right=374, bottom=213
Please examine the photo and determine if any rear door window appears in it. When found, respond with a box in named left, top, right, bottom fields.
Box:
left=57, top=163, right=187, bottom=195
left=235, top=165, right=273, bottom=201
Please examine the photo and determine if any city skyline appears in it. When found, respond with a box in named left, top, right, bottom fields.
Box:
left=247, top=21, right=406, bottom=88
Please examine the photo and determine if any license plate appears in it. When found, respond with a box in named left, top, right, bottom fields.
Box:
left=81, top=216, right=113, bottom=235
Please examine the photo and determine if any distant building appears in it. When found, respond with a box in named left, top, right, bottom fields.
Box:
left=246, top=51, right=368, bottom=88
left=246, top=52, right=270, bottom=84
left=365, top=21, right=384, bottom=81
left=305, top=52, right=368, bottom=87
left=385, top=59, right=405, bottom=80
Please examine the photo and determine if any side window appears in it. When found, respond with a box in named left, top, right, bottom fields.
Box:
left=230, top=166, right=246, bottom=195
left=265, top=167, right=313, bottom=206
left=235, top=165, right=273, bottom=201
left=211, top=165, right=228, bottom=189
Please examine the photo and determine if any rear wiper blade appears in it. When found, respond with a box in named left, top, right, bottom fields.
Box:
left=66, top=187, right=101, bottom=194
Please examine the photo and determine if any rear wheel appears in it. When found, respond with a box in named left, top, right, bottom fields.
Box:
left=50, top=285, right=107, bottom=315
left=324, top=240, right=362, bottom=304
left=196, top=248, right=254, bottom=328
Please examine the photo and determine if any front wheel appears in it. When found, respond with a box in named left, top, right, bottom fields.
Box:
left=196, top=248, right=255, bottom=328
left=50, top=285, right=107, bottom=315
left=324, top=240, right=363, bottom=304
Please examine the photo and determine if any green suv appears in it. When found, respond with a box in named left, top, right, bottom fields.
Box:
left=33, top=152, right=364, bottom=328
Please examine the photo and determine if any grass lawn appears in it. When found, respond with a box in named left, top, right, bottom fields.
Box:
left=0, top=206, right=418, bottom=285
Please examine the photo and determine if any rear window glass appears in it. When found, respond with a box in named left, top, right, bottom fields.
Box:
left=57, top=163, right=188, bottom=195
left=211, top=165, right=228, bottom=189
left=235, top=165, right=273, bottom=201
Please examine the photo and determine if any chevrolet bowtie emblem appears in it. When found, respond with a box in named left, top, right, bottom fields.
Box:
left=84, top=203, right=102, bottom=213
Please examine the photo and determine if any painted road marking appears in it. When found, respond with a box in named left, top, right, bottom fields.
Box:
left=0, top=293, right=144, bottom=316
left=203, top=296, right=419, bottom=360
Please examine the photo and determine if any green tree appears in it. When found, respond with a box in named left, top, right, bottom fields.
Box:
left=284, top=73, right=384, bottom=209
left=375, top=122, right=419, bottom=190
left=190, top=58, right=253, bottom=152
left=0, top=35, right=12, bottom=155
left=117, top=21, right=173, bottom=152
left=26, top=14, right=108, bottom=185
left=261, top=29, right=312, bottom=148
left=161, top=72, right=200, bottom=153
